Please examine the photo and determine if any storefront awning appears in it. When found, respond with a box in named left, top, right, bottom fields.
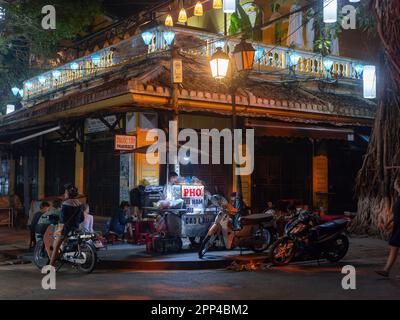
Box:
left=246, top=119, right=355, bottom=141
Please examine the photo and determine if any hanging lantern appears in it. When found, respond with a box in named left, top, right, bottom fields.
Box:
left=354, top=64, right=363, bottom=77
left=232, top=38, right=255, bottom=72
left=91, top=54, right=101, bottom=66
left=11, top=87, right=20, bottom=96
left=141, top=32, right=154, bottom=45
left=165, top=14, right=174, bottom=27
left=210, top=48, right=230, bottom=79
left=194, top=1, right=204, bottom=16
left=70, top=62, right=79, bottom=72
left=323, top=59, right=334, bottom=71
left=213, top=0, right=223, bottom=9
left=363, top=65, right=376, bottom=99
left=25, top=82, right=32, bottom=90
left=38, top=76, right=46, bottom=84
left=178, top=8, right=188, bottom=23
left=52, top=70, right=61, bottom=79
left=19, top=89, right=24, bottom=97
left=289, top=53, right=300, bottom=67
left=223, top=0, right=236, bottom=13
left=163, top=31, right=175, bottom=46
left=254, top=47, right=264, bottom=62
left=323, top=0, right=337, bottom=23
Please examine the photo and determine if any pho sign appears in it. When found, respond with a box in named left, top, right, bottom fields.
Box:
left=115, top=135, right=136, bottom=151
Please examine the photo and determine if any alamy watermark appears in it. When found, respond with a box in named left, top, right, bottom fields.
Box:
left=41, top=5, right=56, bottom=30
left=145, top=121, right=255, bottom=176
left=41, top=265, right=56, bottom=290
left=341, top=265, right=356, bottom=290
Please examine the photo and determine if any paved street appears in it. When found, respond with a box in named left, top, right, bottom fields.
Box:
left=0, top=235, right=399, bottom=300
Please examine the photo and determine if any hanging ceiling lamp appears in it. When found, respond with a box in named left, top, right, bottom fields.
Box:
left=178, top=8, right=188, bottom=23
left=323, top=0, right=337, bottom=23
left=165, top=14, right=174, bottom=27
left=213, top=0, right=223, bottom=10
left=194, top=1, right=204, bottom=16
left=223, top=0, right=236, bottom=13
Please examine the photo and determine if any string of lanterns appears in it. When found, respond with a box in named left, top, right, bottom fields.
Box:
left=165, top=0, right=237, bottom=26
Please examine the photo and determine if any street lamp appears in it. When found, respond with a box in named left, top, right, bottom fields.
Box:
left=209, top=38, right=255, bottom=222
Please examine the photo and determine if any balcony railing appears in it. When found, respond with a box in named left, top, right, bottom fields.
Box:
left=22, top=26, right=366, bottom=101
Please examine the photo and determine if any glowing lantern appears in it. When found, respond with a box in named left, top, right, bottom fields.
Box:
left=178, top=8, right=187, bottom=23
left=165, top=14, right=173, bottom=27
left=363, top=65, right=376, bottom=99
left=11, top=87, right=19, bottom=96
left=289, top=53, right=300, bottom=66
left=141, top=32, right=154, bottom=45
left=194, top=2, right=203, bottom=16
left=91, top=54, right=101, bottom=66
left=223, top=0, right=236, bottom=13
left=19, top=89, right=24, bottom=97
left=210, top=48, right=230, bottom=79
left=254, top=47, right=264, bottom=62
left=25, top=82, right=32, bottom=90
left=232, top=38, right=255, bottom=72
left=52, top=70, right=61, bottom=79
left=354, top=64, right=363, bottom=77
left=163, top=31, right=175, bottom=46
left=323, top=59, right=334, bottom=71
left=70, top=62, right=79, bottom=72
left=323, top=0, right=337, bottom=23
left=213, top=0, right=223, bottom=9
left=38, top=76, right=46, bottom=84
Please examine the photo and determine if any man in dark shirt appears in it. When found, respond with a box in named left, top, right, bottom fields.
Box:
left=109, top=201, right=133, bottom=240
left=376, top=179, right=400, bottom=277
left=29, top=201, right=50, bottom=248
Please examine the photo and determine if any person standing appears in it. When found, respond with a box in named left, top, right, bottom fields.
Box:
left=376, top=178, right=400, bottom=278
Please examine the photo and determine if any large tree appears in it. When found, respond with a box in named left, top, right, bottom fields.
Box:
left=0, top=0, right=103, bottom=110
left=352, top=0, right=400, bottom=237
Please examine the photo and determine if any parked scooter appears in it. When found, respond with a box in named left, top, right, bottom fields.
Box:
left=269, top=211, right=350, bottom=266
left=198, top=195, right=278, bottom=258
left=34, top=224, right=98, bottom=273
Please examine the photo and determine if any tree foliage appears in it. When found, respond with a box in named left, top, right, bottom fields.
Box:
left=0, top=0, right=103, bottom=108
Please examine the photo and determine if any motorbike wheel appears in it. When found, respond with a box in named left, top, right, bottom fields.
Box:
left=76, top=242, right=98, bottom=274
left=198, top=235, right=216, bottom=259
left=269, top=238, right=296, bottom=266
left=251, top=229, right=272, bottom=253
left=325, top=235, right=349, bottom=262
left=33, top=240, right=49, bottom=270
left=33, top=240, right=63, bottom=271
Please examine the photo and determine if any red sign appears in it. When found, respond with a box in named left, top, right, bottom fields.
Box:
left=115, top=135, right=136, bottom=151
left=182, top=185, right=204, bottom=198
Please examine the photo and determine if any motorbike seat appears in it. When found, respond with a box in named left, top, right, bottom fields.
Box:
left=312, top=219, right=349, bottom=236
left=241, top=213, right=274, bottom=225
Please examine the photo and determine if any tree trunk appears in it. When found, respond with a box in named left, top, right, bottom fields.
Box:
left=352, top=0, right=400, bottom=237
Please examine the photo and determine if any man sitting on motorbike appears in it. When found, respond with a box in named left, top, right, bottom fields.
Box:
left=50, top=184, right=84, bottom=267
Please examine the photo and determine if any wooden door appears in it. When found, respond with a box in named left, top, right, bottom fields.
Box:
left=85, top=139, right=120, bottom=216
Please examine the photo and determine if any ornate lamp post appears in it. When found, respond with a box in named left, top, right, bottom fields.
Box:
left=209, top=39, right=255, bottom=219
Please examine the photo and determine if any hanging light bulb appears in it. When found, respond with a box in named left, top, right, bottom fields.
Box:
left=363, top=65, right=376, bottom=99
left=223, top=0, right=236, bottom=13
left=11, top=87, right=20, bottom=96
left=141, top=32, right=154, bottom=45
left=323, top=59, right=334, bottom=72
left=323, top=0, right=337, bottom=23
left=178, top=8, right=188, bottom=23
left=213, top=0, right=223, bottom=9
left=165, top=14, right=174, bottom=27
left=194, top=1, right=204, bottom=16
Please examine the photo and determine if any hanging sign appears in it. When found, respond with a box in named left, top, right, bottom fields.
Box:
left=182, top=185, right=204, bottom=214
left=172, top=59, right=183, bottom=83
left=115, top=135, right=136, bottom=151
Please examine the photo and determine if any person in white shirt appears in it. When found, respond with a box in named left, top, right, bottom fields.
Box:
left=80, top=203, right=94, bottom=233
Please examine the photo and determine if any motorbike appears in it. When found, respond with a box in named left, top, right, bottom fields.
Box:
left=198, top=195, right=278, bottom=258
left=34, top=224, right=98, bottom=273
left=269, top=211, right=350, bottom=266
